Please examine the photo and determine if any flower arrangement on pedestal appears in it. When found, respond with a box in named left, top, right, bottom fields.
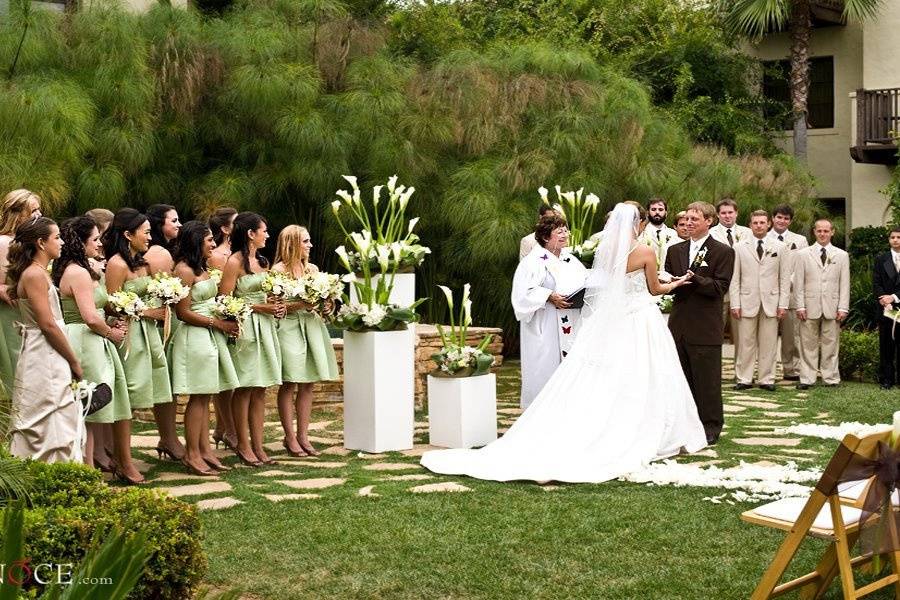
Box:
left=331, top=175, right=430, bottom=273
left=539, top=185, right=600, bottom=265
left=330, top=176, right=427, bottom=332
left=430, top=284, right=494, bottom=377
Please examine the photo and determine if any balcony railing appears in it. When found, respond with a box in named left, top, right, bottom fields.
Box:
left=851, top=87, right=899, bottom=165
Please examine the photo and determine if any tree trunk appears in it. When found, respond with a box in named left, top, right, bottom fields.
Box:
left=789, top=0, right=812, bottom=163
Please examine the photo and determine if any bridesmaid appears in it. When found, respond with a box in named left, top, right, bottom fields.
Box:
left=7, top=217, right=83, bottom=463
left=84, top=208, right=114, bottom=272
left=272, top=226, right=339, bottom=457
left=168, top=221, right=239, bottom=475
left=208, top=207, right=237, bottom=271
left=0, top=189, right=42, bottom=399
left=103, top=209, right=173, bottom=476
left=218, top=212, right=284, bottom=466
left=54, top=216, right=141, bottom=481
left=142, top=204, right=185, bottom=460
left=206, top=206, right=238, bottom=451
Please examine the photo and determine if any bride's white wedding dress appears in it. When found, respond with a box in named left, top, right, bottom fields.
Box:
left=421, top=204, right=707, bottom=483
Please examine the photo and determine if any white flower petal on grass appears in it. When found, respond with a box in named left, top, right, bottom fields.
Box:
left=774, top=422, right=890, bottom=441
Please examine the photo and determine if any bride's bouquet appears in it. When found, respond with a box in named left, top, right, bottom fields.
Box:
left=108, top=291, right=146, bottom=319
left=145, top=272, right=190, bottom=308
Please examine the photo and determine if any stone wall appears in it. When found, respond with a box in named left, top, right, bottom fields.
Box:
left=140, top=324, right=504, bottom=423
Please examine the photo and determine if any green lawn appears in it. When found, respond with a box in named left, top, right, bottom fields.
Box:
left=132, top=362, right=897, bottom=599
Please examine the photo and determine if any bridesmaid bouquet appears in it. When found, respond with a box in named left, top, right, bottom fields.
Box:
left=261, top=272, right=302, bottom=301
left=208, top=268, right=223, bottom=286
left=108, top=291, right=146, bottom=318
left=299, top=272, right=343, bottom=314
left=145, top=272, right=190, bottom=309
left=212, top=294, right=253, bottom=344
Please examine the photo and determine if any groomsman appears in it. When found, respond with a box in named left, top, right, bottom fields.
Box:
left=674, top=211, right=690, bottom=241
left=639, top=197, right=680, bottom=276
left=730, top=211, right=791, bottom=391
left=710, top=198, right=752, bottom=248
left=793, top=219, right=850, bottom=389
left=519, top=205, right=557, bottom=260
left=710, top=198, right=752, bottom=349
left=766, top=204, right=809, bottom=381
left=873, top=227, right=900, bottom=389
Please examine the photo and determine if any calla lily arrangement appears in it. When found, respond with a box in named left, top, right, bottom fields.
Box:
left=431, top=284, right=494, bottom=377
left=331, top=175, right=431, bottom=272
left=540, top=185, right=600, bottom=250
left=331, top=176, right=426, bottom=332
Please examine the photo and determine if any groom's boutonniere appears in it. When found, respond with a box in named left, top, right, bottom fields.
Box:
left=690, top=247, right=708, bottom=271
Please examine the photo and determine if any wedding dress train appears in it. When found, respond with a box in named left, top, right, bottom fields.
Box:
left=421, top=205, right=707, bottom=483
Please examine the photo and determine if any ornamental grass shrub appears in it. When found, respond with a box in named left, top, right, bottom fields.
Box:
left=7, top=461, right=205, bottom=600
left=839, top=329, right=879, bottom=383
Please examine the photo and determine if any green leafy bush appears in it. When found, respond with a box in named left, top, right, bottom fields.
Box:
left=9, top=462, right=206, bottom=600
left=839, top=329, right=879, bottom=382
left=848, top=226, right=889, bottom=261
left=845, top=256, right=878, bottom=332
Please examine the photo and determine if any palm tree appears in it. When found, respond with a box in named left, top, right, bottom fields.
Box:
left=723, top=0, right=884, bottom=162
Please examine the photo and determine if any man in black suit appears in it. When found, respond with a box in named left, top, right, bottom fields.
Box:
left=874, top=227, right=900, bottom=389
left=664, top=201, right=735, bottom=444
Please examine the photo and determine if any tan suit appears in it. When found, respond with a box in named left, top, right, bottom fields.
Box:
left=730, top=238, right=791, bottom=385
left=792, top=244, right=850, bottom=385
left=710, top=223, right=752, bottom=347
left=519, top=233, right=538, bottom=261
left=767, top=229, right=809, bottom=377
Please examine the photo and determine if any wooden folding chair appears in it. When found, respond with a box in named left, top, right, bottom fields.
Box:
left=742, top=429, right=900, bottom=599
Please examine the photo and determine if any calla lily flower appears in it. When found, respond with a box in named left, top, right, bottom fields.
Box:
left=331, top=200, right=341, bottom=214
left=538, top=186, right=549, bottom=203
left=372, top=185, right=383, bottom=207
left=437, top=285, right=454, bottom=311
left=387, top=175, right=398, bottom=192
left=342, top=175, right=358, bottom=190
left=335, top=245, right=352, bottom=271
left=407, top=217, right=419, bottom=234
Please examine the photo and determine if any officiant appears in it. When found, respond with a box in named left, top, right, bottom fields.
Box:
left=512, top=214, right=587, bottom=408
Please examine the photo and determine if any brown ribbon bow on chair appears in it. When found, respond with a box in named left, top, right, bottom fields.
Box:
left=817, top=441, right=900, bottom=554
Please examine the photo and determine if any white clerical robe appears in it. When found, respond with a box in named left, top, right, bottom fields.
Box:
left=512, top=245, right=587, bottom=408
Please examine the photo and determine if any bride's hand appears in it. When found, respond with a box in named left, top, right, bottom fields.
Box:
left=670, top=274, right=693, bottom=289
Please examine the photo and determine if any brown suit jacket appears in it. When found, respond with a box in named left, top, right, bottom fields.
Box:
left=665, top=236, right=735, bottom=345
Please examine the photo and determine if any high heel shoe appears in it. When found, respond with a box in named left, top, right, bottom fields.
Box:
left=155, top=446, right=182, bottom=462
left=213, top=433, right=238, bottom=452
left=204, top=457, right=232, bottom=472
left=114, top=468, right=147, bottom=486
left=298, top=441, right=320, bottom=457
left=234, top=449, right=262, bottom=467
left=282, top=440, right=307, bottom=458
left=182, top=459, right=216, bottom=477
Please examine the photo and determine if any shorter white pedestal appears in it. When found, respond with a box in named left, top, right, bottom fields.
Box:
left=427, top=373, right=497, bottom=449
left=343, top=329, right=415, bottom=452
left=349, top=273, right=416, bottom=308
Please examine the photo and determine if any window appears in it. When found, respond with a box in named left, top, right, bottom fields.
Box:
left=762, top=56, right=834, bottom=129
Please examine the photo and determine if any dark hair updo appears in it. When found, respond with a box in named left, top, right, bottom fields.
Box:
left=230, top=212, right=268, bottom=274
left=6, top=216, right=57, bottom=289
left=102, top=208, right=149, bottom=271
left=534, top=214, right=568, bottom=248
left=209, top=207, right=237, bottom=246
left=146, top=204, right=177, bottom=250
left=172, top=221, right=212, bottom=276
left=53, top=216, right=101, bottom=288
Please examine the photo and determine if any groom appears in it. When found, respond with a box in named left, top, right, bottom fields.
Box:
left=664, top=201, right=735, bottom=445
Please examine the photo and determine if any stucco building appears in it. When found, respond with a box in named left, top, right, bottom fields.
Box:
left=750, top=0, right=899, bottom=230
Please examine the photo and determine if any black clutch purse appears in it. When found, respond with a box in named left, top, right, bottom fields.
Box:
left=83, top=383, right=113, bottom=416
left=564, top=288, right=586, bottom=309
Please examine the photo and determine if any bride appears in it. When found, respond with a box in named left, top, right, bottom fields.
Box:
left=421, top=202, right=707, bottom=483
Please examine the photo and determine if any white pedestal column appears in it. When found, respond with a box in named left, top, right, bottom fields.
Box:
left=427, top=373, right=497, bottom=449
left=343, top=328, right=415, bottom=452
left=349, top=273, right=416, bottom=307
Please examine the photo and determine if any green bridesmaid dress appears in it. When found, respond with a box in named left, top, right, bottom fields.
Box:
left=118, top=276, right=172, bottom=408
left=167, top=277, right=240, bottom=394
left=60, top=279, right=131, bottom=423
left=0, top=301, right=19, bottom=398
left=230, top=272, right=282, bottom=388
left=278, top=308, right=339, bottom=383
